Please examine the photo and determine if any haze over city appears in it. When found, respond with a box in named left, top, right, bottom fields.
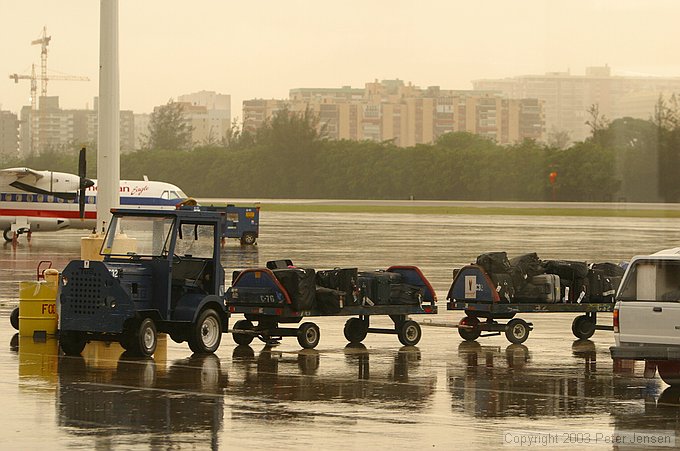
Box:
left=3, top=0, right=680, bottom=117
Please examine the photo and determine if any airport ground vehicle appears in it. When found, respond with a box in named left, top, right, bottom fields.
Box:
left=182, top=204, right=259, bottom=245
left=610, top=248, right=680, bottom=386
left=447, top=264, right=615, bottom=344
left=226, top=264, right=437, bottom=348
left=58, top=207, right=229, bottom=357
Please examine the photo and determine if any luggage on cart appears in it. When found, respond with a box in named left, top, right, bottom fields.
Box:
left=544, top=260, right=589, bottom=303
left=389, top=283, right=423, bottom=305
left=315, top=286, right=345, bottom=314
left=358, top=270, right=402, bottom=305
left=316, top=268, right=359, bottom=306
left=515, top=275, right=560, bottom=303
left=510, top=253, right=545, bottom=288
left=476, top=252, right=512, bottom=274
left=272, top=268, right=316, bottom=310
left=489, top=273, right=515, bottom=302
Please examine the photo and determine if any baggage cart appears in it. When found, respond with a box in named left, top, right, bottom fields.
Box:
left=447, top=264, right=615, bottom=344
left=226, top=264, right=437, bottom=348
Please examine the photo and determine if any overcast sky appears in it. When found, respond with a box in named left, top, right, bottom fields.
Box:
left=2, top=0, right=680, bottom=117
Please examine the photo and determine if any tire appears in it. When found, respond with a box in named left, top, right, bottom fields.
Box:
left=232, top=319, right=255, bottom=346
left=189, top=308, right=223, bottom=354
left=240, top=232, right=257, bottom=246
left=397, top=320, right=422, bottom=346
left=297, top=322, right=320, bottom=349
left=505, top=318, right=530, bottom=344
left=458, top=316, right=481, bottom=341
left=10, top=307, right=19, bottom=330
left=658, top=361, right=680, bottom=387
left=343, top=318, right=368, bottom=343
left=127, top=318, right=158, bottom=357
left=60, top=330, right=87, bottom=356
left=571, top=315, right=596, bottom=340
left=3, top=228, right=13, bottom=242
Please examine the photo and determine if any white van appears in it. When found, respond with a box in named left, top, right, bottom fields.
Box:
left=610, top=247, right=680, bottom=386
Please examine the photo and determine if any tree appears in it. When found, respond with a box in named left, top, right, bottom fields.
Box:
left=142, top=100, right=193, bottom=150
left=546, top=127, right=571, bottom=150
left=585, top=103, right=610, bottom=143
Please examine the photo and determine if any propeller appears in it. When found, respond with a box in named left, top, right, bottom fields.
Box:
left=78, top=147, right=95, bottom=219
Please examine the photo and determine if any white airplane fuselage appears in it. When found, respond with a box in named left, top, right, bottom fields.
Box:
left=0, top=172, right=188, bottom=238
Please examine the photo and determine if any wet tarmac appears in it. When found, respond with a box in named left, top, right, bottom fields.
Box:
left=2, top=211, right=680, bottom=449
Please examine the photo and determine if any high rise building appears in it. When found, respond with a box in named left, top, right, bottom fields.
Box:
left=177, top=91, right=231, bottom=145
left=244, top=80, right=545, bottom=146
left=0, top=110, right=19, bottom=158
left=473, top=66, right=680, bottom=142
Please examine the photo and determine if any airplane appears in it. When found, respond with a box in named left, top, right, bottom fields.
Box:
left=0, top=149, right=189, bottom=242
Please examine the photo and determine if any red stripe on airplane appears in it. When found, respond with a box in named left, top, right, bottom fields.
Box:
left=0, top=208, right=97, bottom=219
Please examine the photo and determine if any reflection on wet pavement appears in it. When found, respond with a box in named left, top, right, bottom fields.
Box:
left=3, top=212, right=680, bottom=448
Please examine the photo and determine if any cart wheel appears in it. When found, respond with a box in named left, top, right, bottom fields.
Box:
left=240, top=232, right=257, bottom=245
left=232, top=319, right=255, bottom=346
left=189, top=308, right=222, bottom=354
left=658, top=361, right=680, bottom=387
left=505, top=318, right=530, bottom=344
left=458, top=316, right=481, bottom=341
left=571, top=315, right=596, bottom=340
left=344, top=318, right=368, bottom=344
left=297, top=322, right=320, bottom=349
left=60, top=330, right=87, bottom=356
left=398, top=320, right=422, bottom=346
left=126, top=318, right=158, bottom=357
left=10, top=307, right=19, bottom=331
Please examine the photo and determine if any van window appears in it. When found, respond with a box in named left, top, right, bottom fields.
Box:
left=618, top=260, right=680, bottom=301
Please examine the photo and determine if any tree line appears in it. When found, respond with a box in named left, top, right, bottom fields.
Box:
left=3, top=97, right=680, bottom=203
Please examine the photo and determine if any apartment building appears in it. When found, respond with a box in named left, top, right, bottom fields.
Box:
left=177, top=91, right=231, bottom=145
left=244, top=80, right=545, bottom=146
left=473, top=65, right=680, bottom=142
left=0, top=110, right=19, bottom=158
left=19, top=96, right=135, bottom=155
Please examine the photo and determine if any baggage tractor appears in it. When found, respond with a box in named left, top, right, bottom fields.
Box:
left=316, top=268, right=360, bottom=306
left=357, top=271, right=402, bottom=305
left=272, top=268, right=316, bottom=310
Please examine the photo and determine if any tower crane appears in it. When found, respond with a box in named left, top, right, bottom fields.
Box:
left=8, top=27, right=90, bottom=154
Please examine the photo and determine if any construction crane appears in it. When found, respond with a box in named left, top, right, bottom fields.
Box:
left=8, top=27, right=90, bottom=154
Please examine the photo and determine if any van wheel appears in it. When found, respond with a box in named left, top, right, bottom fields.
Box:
left=572, top=315, right=596, bottom=340
left=189, top=308, right=223, bottom=354
left=658, top=361, right=680, bottom=386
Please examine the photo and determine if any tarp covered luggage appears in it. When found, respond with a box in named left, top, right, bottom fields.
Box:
left=358, top=271, right=402, bottom=305
left=315, top=286, right=345, bottom=314
left=476, top=252, right=512, bottom=274
left=544, top=260, right=589, bottom=303
left=510, top=253, right=544, bottom=289
left=316, top=268, right=359, bottom=306
left=272, top=268, right=316, bottom=310
left=588, top=262, right=625, bottom=303
left=389, top=283, right=423, bottom=304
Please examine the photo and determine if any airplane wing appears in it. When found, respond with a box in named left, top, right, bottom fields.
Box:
left=0, top=167, right=45, bottom=180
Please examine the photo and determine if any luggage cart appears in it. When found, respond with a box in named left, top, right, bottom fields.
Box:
left=226, top=265, right=437, bottom=349
left=447, top=264, right=615, bottom=344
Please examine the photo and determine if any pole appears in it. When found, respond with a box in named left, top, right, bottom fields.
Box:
left=97, top=0, right=120, bottom=234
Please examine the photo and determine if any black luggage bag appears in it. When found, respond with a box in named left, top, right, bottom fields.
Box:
left=476, top=252, right=512, bottom=274
left=272, top=268, right=316, bottom=310
left=358, top=271, right=402, bottom=305
left=315, top=287, right=345, bottom=314
left=509, top=253, right=544, bottom=288
left=316, top=268, right=359, bottom=306
left=543, top=260, right=589, bottom=303
left=389, top=283, right=423, bottom=305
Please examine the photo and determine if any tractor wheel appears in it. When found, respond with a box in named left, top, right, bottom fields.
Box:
left=189, top=308, right=223, bottom=354
left=240, top=232, right=257, bottom=246
left=127, top=318, right=158, bottom=357
left=60, top=331, right=87, bottom=356
left=297, top=322, right=320, bottom=349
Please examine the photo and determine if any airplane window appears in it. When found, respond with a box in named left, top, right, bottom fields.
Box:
left=170, top=191, right=180, bottom=199
left=161, top=190, right=169, bottom=200
left=176, top=190, right=188, bottom=198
